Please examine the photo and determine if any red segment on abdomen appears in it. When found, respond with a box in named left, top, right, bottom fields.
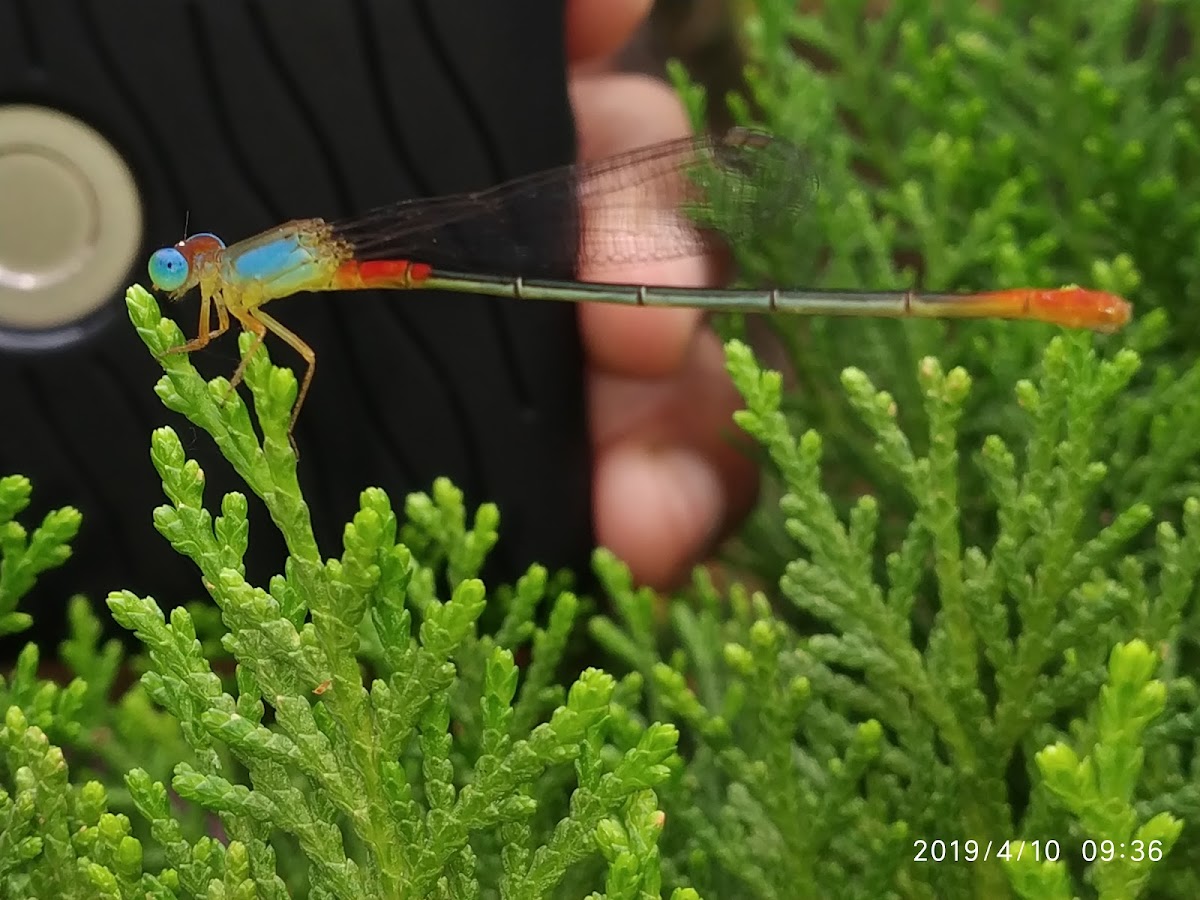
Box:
left=332, top=259, right=433, bottom=290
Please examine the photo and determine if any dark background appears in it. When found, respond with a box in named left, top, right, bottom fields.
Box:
left=0, top=0, right=592, bottom=648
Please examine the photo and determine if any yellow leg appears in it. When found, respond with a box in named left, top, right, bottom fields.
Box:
left=218, top=308, right=313, bottom=456
left=249, top=309, right=316, bottom=453
left=216, top=310, right=282, bottom=441
left=163, top=288, right=231, bottom=356
left=221, top=282, right=267, bottom=395
left=214, top=292, right=231, bottom=336
left=225, top=313, right=267, bottom=397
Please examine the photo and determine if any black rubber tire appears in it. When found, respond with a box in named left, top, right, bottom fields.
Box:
left=0, top=0, right=591, bottom=647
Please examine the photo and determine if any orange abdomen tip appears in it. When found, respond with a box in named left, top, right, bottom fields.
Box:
left=1028, top=287, right=1132, bottom=334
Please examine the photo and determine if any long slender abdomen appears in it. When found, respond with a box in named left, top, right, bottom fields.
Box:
left=332, top=259, right=433, bottom=291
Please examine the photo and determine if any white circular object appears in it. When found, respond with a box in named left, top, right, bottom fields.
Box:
left=0, top=104, right=142, bottom=333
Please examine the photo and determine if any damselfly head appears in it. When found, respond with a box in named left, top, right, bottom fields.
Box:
left=147, top=232, right=226, bottom=300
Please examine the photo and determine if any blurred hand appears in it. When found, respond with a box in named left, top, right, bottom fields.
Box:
left=565, top=0, right=758, bottom=590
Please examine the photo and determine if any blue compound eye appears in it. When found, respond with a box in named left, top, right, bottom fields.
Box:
left=148, top=247, right=189, bottom=292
